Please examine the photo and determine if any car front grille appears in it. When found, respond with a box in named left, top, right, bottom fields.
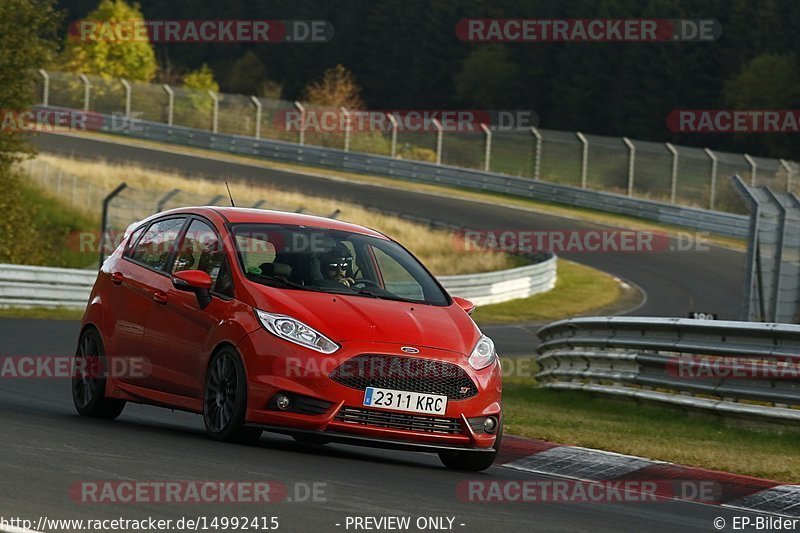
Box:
left=334, top=406, right=463, bottom=434
left=328, top=353, right=479, bottom=400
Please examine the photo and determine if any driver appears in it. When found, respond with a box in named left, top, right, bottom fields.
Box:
left=320, top=242, right=356, bottom=287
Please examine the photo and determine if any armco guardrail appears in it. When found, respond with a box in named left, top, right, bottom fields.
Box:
left=0, top=264, right=97, bottom=308
left=0, top=258, right=556, bottom=309
left=536, top=316, right=800, bottom=423
left=37, top=106, right=751, bottom=239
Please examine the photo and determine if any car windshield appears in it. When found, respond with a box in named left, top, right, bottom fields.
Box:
left=232, top=223, right=449, bottom=306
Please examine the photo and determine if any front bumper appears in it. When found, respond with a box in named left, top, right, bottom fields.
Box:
left=237, top=329, right=502, bottom=450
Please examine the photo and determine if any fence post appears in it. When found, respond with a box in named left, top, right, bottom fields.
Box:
left=156, top=189, right=181, bottom=212
left=780, top=159, right=794, bottom=193
left=531, top=126, right=542, bottom=180
left=705, top=148, right=718, bottom=210
left=623, top=137, right=635, bottom=196
left=433, top=118, right=443, bottom=165
left=666, top=142, right=678, bottom=204
left=120, top=78, right=131, bottom=118
left=208, top=90, right=219, bottom=133
left=294, top=101, right=306, bottom=145
left=162, top=84, right=174, bottom=126
left=79, top=73, right=91, bottom=112
left=481, top=123, right=492, bottom=171
left=744, top=154, right=758, bottom=186
left=341, top=106, right=351, bottom=152
left=576, top=132, right=588, bottom=189
left=38, top=69, right=49, bottom=106
left=98, top=183, right=127, bottom=269
left=388, top=113, right=398, bottom=158
left=250, top=96, right=262, bottom=140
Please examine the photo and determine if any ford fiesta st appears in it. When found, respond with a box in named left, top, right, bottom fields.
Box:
left=74, top=207, right=502, bottom=471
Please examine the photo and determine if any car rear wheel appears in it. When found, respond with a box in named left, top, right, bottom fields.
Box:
left=72, top=328, right=126, bottom=419
left=438, top=426, right=502, bottom=472
left=203, top=348, right=262, bottom=445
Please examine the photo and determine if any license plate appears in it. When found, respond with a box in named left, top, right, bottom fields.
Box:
left=363, top=387, right=447, bottom=415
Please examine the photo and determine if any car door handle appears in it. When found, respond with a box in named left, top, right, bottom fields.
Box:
left=152, top=292, right=168, bottom=304
left=110, top=272, right=124, bottom=285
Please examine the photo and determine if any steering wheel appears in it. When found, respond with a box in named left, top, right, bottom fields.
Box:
left=352, top=280, right=382, bottom=290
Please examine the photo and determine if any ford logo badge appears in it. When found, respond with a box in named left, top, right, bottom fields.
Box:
left=401, top=346, right=419, bottom=354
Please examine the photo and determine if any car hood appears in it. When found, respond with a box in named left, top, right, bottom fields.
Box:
left=250, top=285, right=482, bottom=355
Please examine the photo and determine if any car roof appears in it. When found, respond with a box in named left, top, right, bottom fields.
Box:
left=142, top=206, right=389, bottom=239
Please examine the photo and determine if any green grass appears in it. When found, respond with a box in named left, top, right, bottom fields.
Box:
left=502, top=373, right=800, bottom=482
left=0, top=307, right=84, bottom=321
left=472, top=259, right=637, bottom=324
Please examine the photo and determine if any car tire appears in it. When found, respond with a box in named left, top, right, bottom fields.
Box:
left=203, top=347, right=262, bottom=445
left=72, top=328, right=126, bottom=419
left=438, top=426, right=502, bottom=472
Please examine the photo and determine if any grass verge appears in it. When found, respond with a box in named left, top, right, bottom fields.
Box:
left=503, top=367, right=800, bottom=482
left=472, top=259, right=639, bottom=324
left=72, top=131, right=746, bottom=251
left=0, top=307, right=84, bottom=321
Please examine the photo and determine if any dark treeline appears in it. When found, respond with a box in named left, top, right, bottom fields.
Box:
left=55, top=0, right=800, bottom=158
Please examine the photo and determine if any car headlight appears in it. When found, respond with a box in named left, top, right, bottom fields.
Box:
left=255, top=309, right=339, bottom=354
left=468, top=335, right=497, bottom=370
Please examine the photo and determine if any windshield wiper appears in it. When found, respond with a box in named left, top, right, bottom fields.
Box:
left=353, top=288, right=421, bottom=304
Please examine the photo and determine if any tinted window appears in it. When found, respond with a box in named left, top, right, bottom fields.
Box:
left=129, top=217, right=186, bottom=272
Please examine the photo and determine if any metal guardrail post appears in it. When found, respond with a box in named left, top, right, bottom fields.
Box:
left=731, top=175, right=761, bottom=321
left=294, top=101, right=306, bottom=145
left=156, top=189, right=181, bottom=212
left=780, top=159, right=793, bottom=193
left=120, top=78, right=131, bottom=118
left=623, top=137, right=635, bottom=197
left=98, top=183, right=127, bottom=269
left=251, top=200, right=266, bottom=209
left=38, top=69, right=49, bottom=106
left=705, top=148, right=718, bottom=210
left=764, top=189, right=786, bottom=323
left=79, top=73, right=91, bottom=112
left=341, top=106, right=351, bottom=152
left=207, top=194, right=225, bottom=206
left=250, top=96, right=262, bottom=140
left=531, top=126, right=542, bottom=180
left=163, top=84, right=174, bottom=126
left=744, top=154, right=757, bottom=185
left=328, top=209, right=341, bottom=219
left=481, top=124, right=492, bottom=172
left=388, top=113, right=398, bottom=158
left=433, top=118, right=443, bottom=165
left=576, top=132, right=588, bottom=189
left=208, top=90, right=219, bottom=133
left=666, top=142, right=678, bottom=204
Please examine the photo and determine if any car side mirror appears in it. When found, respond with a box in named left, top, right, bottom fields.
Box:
left=173, top=270, right=213, bottom=309
left=452, top=296, right=476, bottom=316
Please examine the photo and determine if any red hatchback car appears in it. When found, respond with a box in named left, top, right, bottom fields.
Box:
left=74, top=207, right=502, bottom=471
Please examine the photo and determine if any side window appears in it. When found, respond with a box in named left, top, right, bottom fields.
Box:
left=173, top=219, right=233, bottom=297
left=123, top=226, right=146, bottom=257
left=130, top=217, right=186, bottom=272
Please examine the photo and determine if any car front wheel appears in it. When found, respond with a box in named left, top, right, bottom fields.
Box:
left=203, top=348, right=262, bottom=444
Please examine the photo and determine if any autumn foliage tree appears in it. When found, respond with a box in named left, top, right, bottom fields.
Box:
left=303, top=64, right=365, bottom=110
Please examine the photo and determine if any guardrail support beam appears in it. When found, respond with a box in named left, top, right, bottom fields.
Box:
left=576, top=132, right=588, bottom=189
left=388, top=113, right=399, bottom=158
left=163, top=84, right=174, bottom=126
left=208, top=90, right=219, bottom=133
left=120, top=78, right=131, bottom=118
left=98, top=183, right=127, bottom=268
left=433, top=119, right=443, bottom=165
left=38, top=69, right=49, bottom=106
left=294, top=101, right=306, bottom=145
left=481, top=123, right=492, bottom=172
left=705, top=148, right=718, bottom=210
left=79, top=73, right=91, bottom=112
left=531, top=126, right=542, bottom=180
left=666, top=142, right=678, bottom=204
left=744, top=154, right=757, bottom=186
left=250, top=96, right=262, bottom=140
left=623, top=137, right=635, bottom=197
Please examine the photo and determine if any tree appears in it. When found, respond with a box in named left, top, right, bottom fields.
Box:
left=0, top=0, right=60, bottom=171
left=454, top=45, right=521, bottom=109
left=303, top=64, right=364, bottom=109
left=183, top=64, right=219, bottom=92
left=62, top=0, right=157, bottom=81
